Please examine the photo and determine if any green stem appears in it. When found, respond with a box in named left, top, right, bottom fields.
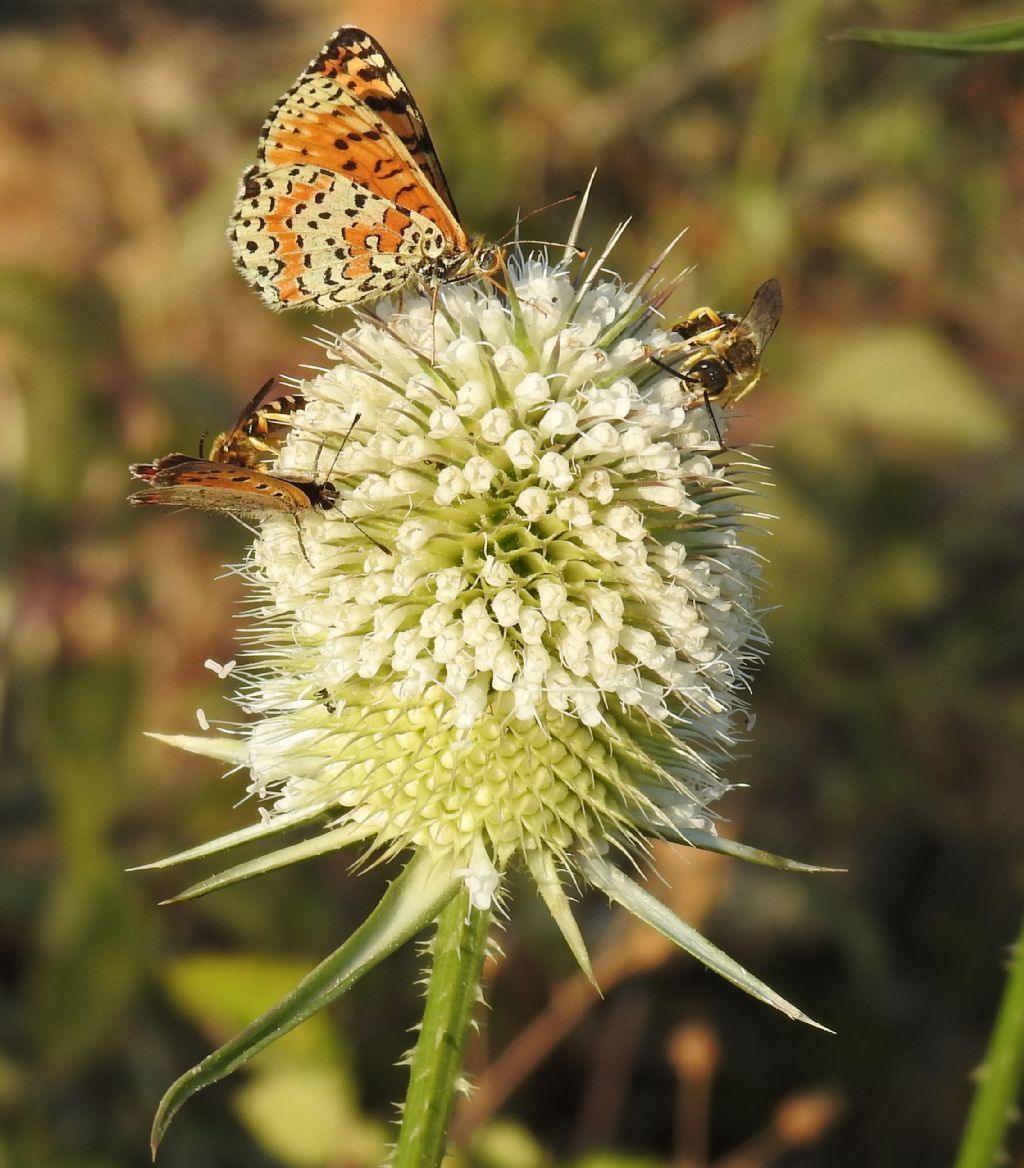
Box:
left=953, top=908, right=1024, bottom=1168
left=391, top=888, right=492, bottom=1168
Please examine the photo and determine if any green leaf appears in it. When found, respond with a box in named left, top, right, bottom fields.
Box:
left=164, top=955, right=387, bottom=1165
left=151, top=851, right=460, bottom=1155
left=833, top=19, right=1024, bottom=54
left=469, top=1118, right=549, bottom=1168
left=579, top=852, right=830, bottom=1031
left=235, top=1064, right=386, bottom=1167
left=164, top=955, right=335, bottom=1055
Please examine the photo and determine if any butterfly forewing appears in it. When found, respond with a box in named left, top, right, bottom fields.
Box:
left=259, top=26, right=460, bottom=226
left=130, top=458, right=338, bottom=515
left=130, top=460, right=318, bottom=514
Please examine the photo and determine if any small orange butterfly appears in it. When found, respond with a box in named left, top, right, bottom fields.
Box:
left=130, top=379, right=338, bottom=516
left=229, top=26, right=502, bottom=311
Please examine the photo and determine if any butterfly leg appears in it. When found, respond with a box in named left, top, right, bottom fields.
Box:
left=291, top=515, right=313, bottom=567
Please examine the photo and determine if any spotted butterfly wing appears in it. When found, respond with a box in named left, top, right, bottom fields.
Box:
left=257, top=27, right=459, bottom=218
left=229, top=26, right=498, bottom=310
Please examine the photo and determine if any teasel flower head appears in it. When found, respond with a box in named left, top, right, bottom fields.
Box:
left=146, top=207, right=828, bottom=1151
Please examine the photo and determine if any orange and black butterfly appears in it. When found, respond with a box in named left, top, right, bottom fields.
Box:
left=130, top=378, right=338, bottom=515
left=229, top=26, right=502, bottom=310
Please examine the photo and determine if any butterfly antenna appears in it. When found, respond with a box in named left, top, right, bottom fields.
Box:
left=327, top=411, right=392, bottom=556
left=497, top=191, right=582, bottom=247
left=347, top=516, right=390, bottom=555
left=292, top=516, right=312, bottom=567
left=329, top=410, right=362, bottom=470
left=515, top=238, right=588, bottom=259
left=498, top=192, right=583, bottom=256
left=307, top=434, right=329, bottom=477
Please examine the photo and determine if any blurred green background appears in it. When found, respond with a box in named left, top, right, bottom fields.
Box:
left=2, top=1, right=1022, bottom=1165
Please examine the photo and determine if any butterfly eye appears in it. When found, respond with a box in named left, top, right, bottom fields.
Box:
left=688, top=359, right=731, bottom=395
left=316, top=482, right=340, bottom=509
left=478, top=246, right=504, bottom=275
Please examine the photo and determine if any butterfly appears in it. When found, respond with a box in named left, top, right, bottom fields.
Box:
left=229, top=26, right=502, bottom=311
left=130, top=379, right=338, bottom=516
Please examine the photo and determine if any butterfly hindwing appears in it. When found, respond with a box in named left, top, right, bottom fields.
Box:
left=232, top=164, right=448, bottom=308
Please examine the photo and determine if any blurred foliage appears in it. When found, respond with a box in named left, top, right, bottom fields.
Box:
left=163, top=955, right=387, bottom=1165
left=1, top=1, right=1022, bottom=1166
left=834, top=16, right=1024, bottom=53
